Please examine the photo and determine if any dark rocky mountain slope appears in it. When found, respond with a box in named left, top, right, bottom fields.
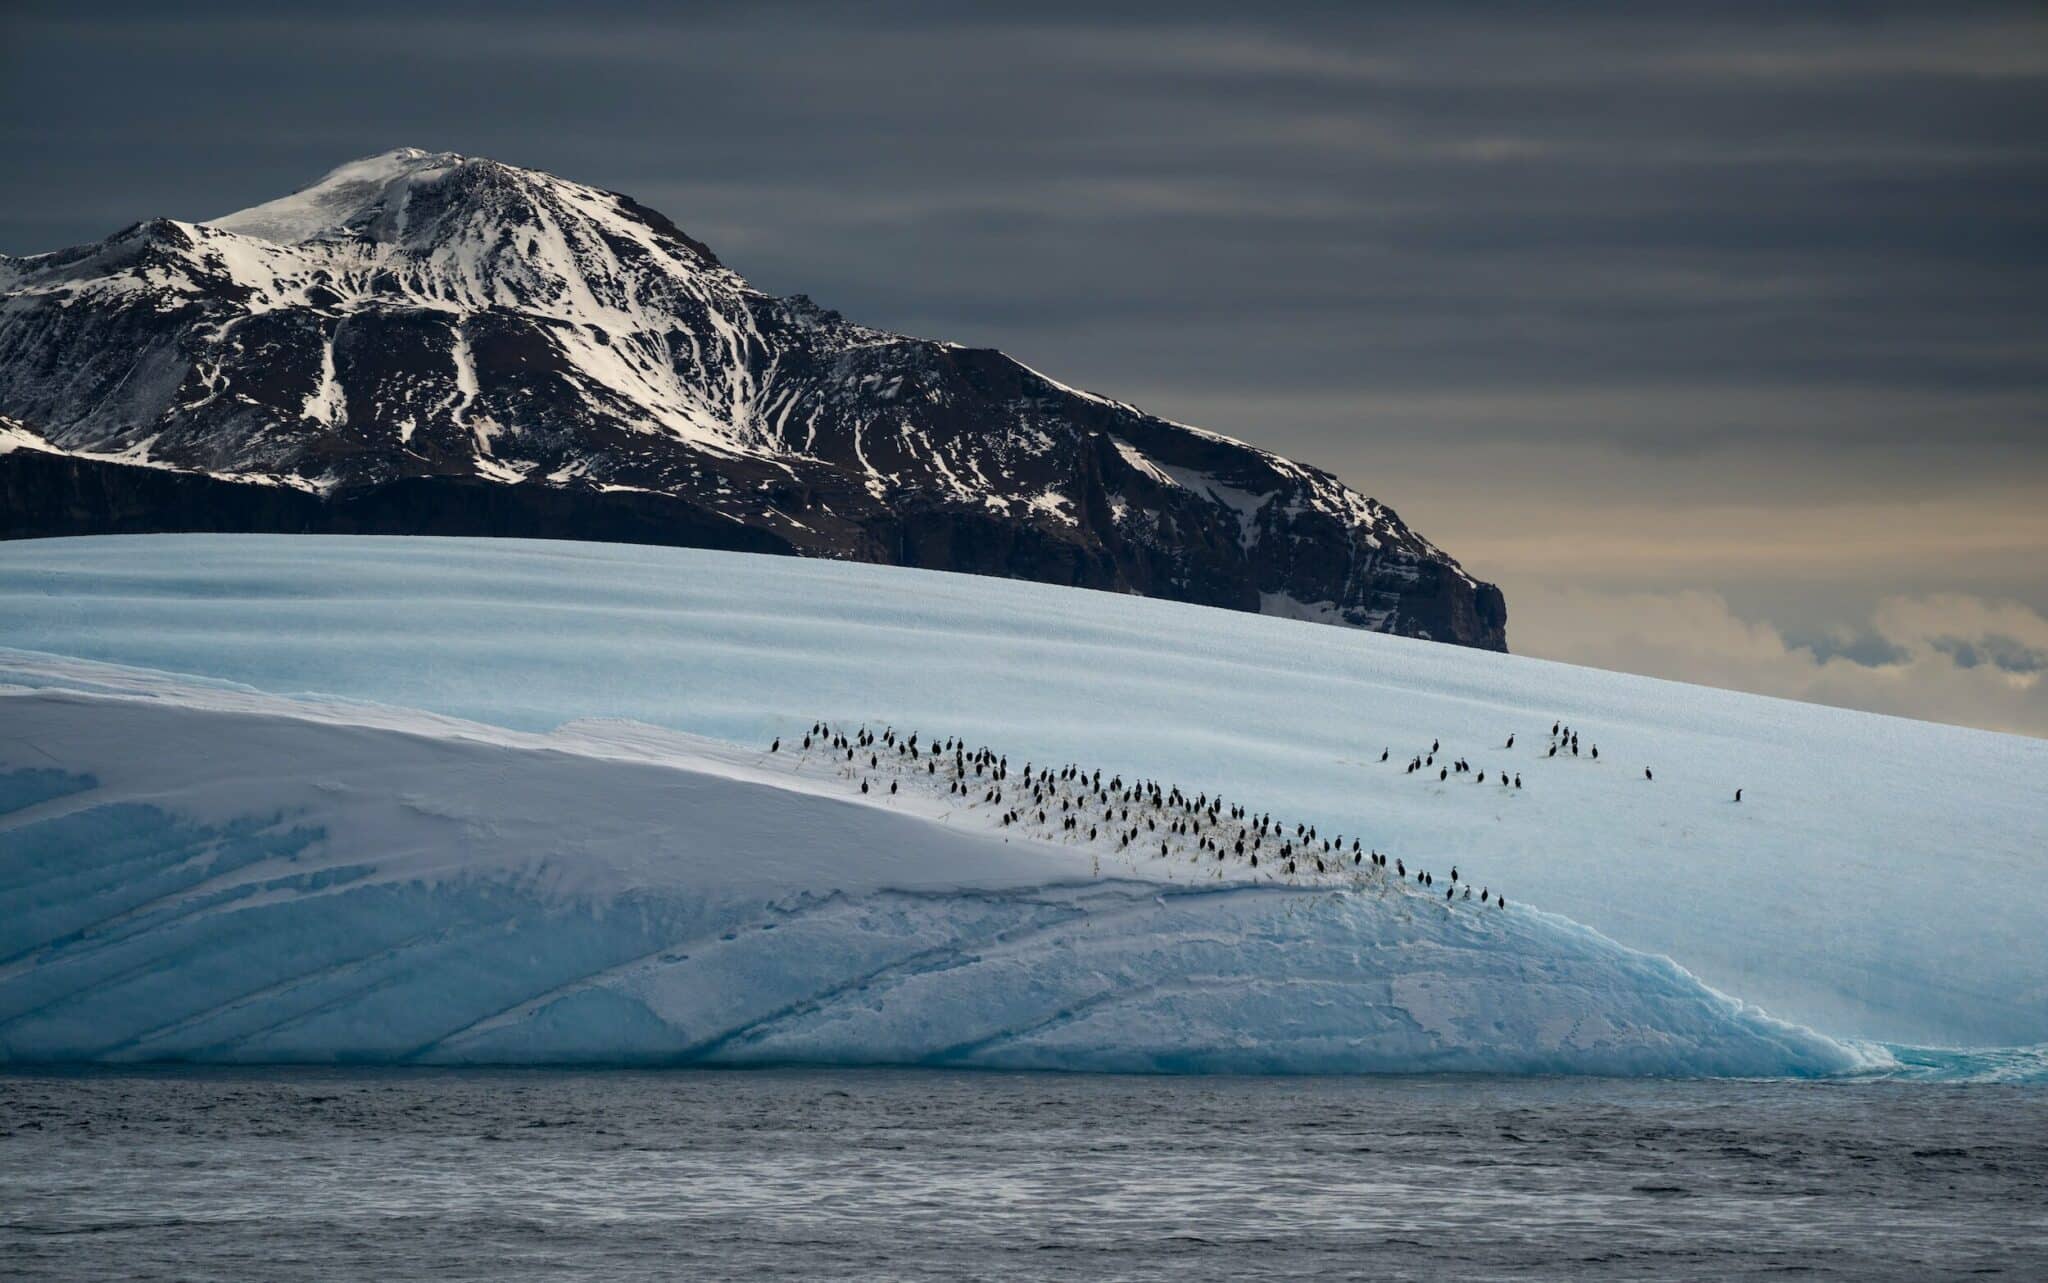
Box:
left=0, top=149, right=1505, bottom=648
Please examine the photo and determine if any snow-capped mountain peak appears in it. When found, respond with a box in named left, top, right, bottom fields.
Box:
left=0, top=149, right=1507, bottom=648
left=211, top=146, right=469, bottom=244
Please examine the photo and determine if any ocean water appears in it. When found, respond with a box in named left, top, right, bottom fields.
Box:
left=3, top=1069, right=2043, bottom=1281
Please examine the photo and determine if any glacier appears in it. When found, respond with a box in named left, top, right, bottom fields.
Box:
left=0, top=534, right=2043, bottom=1071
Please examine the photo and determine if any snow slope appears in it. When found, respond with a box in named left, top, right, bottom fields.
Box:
left=0, top=654, right=1863, bottom=1074
left=0, top=535, right=2042, bottom=1058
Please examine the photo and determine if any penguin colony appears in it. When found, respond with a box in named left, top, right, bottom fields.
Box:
left=759, top=720, right=1746, bottom=914
left=763, top=717, right=1749, bottom=904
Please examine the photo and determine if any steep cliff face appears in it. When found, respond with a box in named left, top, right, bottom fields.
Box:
left=0, top=149, right=1506, bottom=648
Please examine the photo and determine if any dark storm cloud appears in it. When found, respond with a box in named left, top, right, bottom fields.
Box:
left=3, top=1, right=2044, bottom=728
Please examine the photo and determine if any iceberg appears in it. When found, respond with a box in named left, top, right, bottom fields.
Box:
left=0, top=656, right=1866, bottom=1075
left=0, top=534, right=2042, bottom=1060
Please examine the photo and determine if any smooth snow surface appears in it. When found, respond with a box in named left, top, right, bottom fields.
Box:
left=211, top=148, right=463, bottom=244
left=0, top=535, right=2042, bottom=1062
left=0, top=654, right=1862, bottom=1074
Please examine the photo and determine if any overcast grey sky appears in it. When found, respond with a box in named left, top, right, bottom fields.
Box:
left=5, top=1, right=2044, bottom=733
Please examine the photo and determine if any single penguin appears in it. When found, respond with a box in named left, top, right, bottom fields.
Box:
left=1645, top=767, right=1654, bottom=781
left=1735, top=788, right=1743, bottom=802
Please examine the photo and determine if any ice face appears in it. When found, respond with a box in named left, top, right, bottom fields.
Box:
left=0, top=663, right=1868, bottom=1076
left=0, top=534, right=2042, bottom=1053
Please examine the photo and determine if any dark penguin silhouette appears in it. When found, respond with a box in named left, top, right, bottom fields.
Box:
left=860, top=780, right=869, bottom=794
left=770, top=738, right=780, bottom=753
left=1735, top=788, right=1743, bottom=802
left=1645, top=767, right=1654, bottom=781
left=1380, top=748, right=1389, bottom=762
left=1439, top=767, right=1448, bottom=781
left=1505, top=734, right=1515, bottom=749
left=1514, top=774, right=1522, bottom=789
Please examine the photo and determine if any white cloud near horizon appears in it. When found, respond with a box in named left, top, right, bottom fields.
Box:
left=1509, top=587, right=2048, bottom=738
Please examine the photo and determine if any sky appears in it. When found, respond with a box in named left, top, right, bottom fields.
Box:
left=3, top=1, right=2044, bottom=735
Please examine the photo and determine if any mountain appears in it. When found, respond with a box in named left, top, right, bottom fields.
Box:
left=0, top=148, right=1506, bottom=649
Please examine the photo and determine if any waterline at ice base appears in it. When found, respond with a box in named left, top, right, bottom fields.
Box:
left=1, top=536, right=2042, bottom=1078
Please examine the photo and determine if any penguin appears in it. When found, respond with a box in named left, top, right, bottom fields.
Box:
left=890, top=780, right=898, bottom=795
left=1735, top=788, right=1743, bottom=802
left=1477, top=771, right=1486, bottom=784
left=860, top=779, right=869, bottom=794
left=1591, top=745, right=1598, bottom=760
left=1380, top=748, right=1389, bottom=762
left=1451, top=866, right=1458, bottom=882
left=1548, top=746, right=1557, bottom=758
left=1645, top=767, right=1654, bottom=781
left=1447, top=885, right=1455, bottom=902
left=1439, top=767, right=1448, bottom=781
left=1432, top=738, right=1440, bottom=753
left=1514, top=774, right=1522, bottom=789
left=770, top=737, right=780, bottom=753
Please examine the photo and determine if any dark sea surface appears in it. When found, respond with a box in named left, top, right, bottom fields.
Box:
left=3, top=1068, right=2044, bottom=1281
